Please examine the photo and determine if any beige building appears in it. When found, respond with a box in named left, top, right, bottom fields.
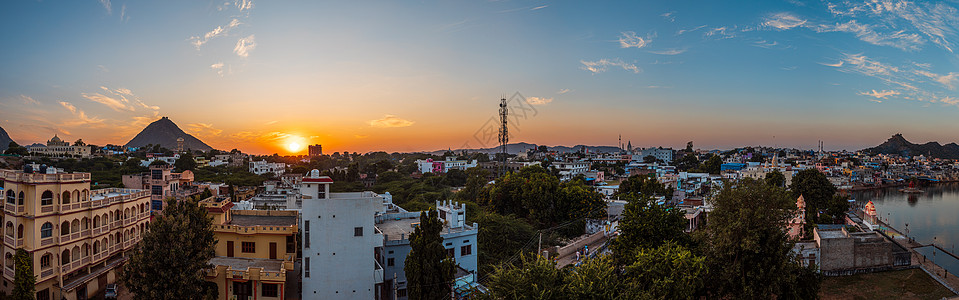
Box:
left=1, top=168, right=151, bottom=300
left=122, top=165, right=195, bottom=211
left=201, top=197, right=297, bottom=300
left=25, top=135, right=91, bottom=158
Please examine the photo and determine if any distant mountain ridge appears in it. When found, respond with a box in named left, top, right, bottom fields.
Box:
left=0, top=125, right=13, bottom=151
left=863, top=134, right=959, bottom=159
left=124, top=117, right=212, bottom=151
left=427, top=142, right=624, bottom=155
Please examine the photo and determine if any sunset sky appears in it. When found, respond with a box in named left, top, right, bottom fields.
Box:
left=2, top=0, right=959, bottom=154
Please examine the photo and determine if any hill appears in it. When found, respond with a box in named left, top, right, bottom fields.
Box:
left=863, top=134, right=959, bottom=159
left=0, top=125, right=13, bottom=151
left=124, top=117, right=213, bottom=151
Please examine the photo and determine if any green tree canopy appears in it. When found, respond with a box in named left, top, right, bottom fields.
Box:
left=174, top=151, right=197, bottom=172
left=13, top=248, right=35, bottom=300
left=789, top=168, right=838, bottom=224
left=703, top=154, right=722, bottom=174
left=765, top=170, right=786, bottom=187
left=121, top=198, right=217, bottom=300
left=612, top=195, right=688, bottom=265
left=623, top=242, right=706, bottom=299
left=404, top=209, right=455, bottom=300
left=614, top=174, right=669, bottom=198
left=4, top=142, right=29, bottom=156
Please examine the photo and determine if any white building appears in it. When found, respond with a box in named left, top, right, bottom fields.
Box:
left=25, top=135, right=91, bottom=158
left=300, top=171, right=386, bottom=299
left=249, top=160, right=286, bottom=177
left=552, top=161, right=590, bottom=181
left=632, top=147, right=674, bottom=163
left=138, top=154, right=180, bottom=167
left=416, top=157, right=478, bottom=174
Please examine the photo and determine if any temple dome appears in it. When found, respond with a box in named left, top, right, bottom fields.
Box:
left=864, top=201, right=877, bottom=216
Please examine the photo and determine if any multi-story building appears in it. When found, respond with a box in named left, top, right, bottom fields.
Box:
left=552, top=161, right=590, bottom=181
left=299, top=171, right=386, bottom=299
left=121, top=165, right=196, bottom=211
left=415, top=157, right=478, bottom=174
left=308, top=144, right=323, bottom=157
left=201, top=197, right=298, bottom=300
left=1, top=166, right=150, bottom=300
left=25, top=135, right=91, bottom=158
left=377, top=200, right=479, bottom=299
left=250, top=161, right=286, bottom=177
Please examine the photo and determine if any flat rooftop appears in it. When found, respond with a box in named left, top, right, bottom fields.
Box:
left=377, top=214, right=473, bottom=241
left=229, top=214, right=297, bottom=227
left=210, top=256, right=284, bottom=272
left=818, top=229, right=847, bottom=239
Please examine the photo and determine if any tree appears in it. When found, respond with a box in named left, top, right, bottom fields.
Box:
left=471, top=211, right=536, bottom=276
left=765, top=170, right=786, bottom=187
left=174, top=151, right=197, bottom=172
left=623, top=242, right=706, bottom=299
left=789, top=169, right=837, bottom=224
left=564, top=255, right=623, bottom=299
left=121, top=198, right=217, bottom=300
left=13, top=248, right=35, bottom=300
left=642, top=155, right=658, bottom=163
left=4, top=142, right=28, bottom=156
left=703, top=178, right=819, bottom=298
left=443, top=168, right=467, bottom=187
left=404, top=209, right=455, bottom=300
left=614, top=175, right=668, bottom=198
left=149, top=159, right=169, bottom=167
left=676, top=153, right=700, bottom=172
left=612, top=195, right=688, bottom=265
left=685, top=141, right=694, bottom=152
left=480, top=254, right=567, bottom=300
left=703, top=154, right=722, bottom=174
left=73, top=139, right=86, bottom=146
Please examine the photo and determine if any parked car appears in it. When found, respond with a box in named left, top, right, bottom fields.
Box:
left=104, top=284, right=118, bottom=299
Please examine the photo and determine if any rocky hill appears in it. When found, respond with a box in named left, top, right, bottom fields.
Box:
left=863, top=134, right=959, bottom=159
left=124, top=117, right=212, bottom=151
left=0, top=125, right=14, bottom=151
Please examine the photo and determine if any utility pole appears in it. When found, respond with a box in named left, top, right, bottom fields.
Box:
left=537, top=232, right=542, bottom=257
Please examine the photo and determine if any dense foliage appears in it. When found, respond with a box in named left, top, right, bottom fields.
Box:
left=404, top=209, right=455, bottom=300
left=12, top=248, right=35, bottom=300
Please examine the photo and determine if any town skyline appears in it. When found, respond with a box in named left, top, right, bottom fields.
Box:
left=4, top=0, right=959, bottom=154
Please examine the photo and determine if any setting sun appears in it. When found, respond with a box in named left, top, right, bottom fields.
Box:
left=287, top=142, right=302, bottom=153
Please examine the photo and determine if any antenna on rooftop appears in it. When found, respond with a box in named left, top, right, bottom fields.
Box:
left=499, top=96, right=509, bottom=177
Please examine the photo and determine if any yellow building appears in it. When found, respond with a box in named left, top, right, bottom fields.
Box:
left=201, top=197, right=297, bottom=300
left=1, top=167, right=151, bottom=300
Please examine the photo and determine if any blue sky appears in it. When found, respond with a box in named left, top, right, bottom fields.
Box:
left=2, top=0, right=959, bottom=154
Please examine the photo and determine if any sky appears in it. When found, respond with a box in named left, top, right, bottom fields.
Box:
left=2, top=0, right=959, bottom=155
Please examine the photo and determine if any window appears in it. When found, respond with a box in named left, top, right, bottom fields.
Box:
left=40, top=191, right=53, bottom=206
left=241, top=242, right=255, bottom=253
left=151, top=185, right=162, bottom=196
left=40, top=223, right=52, bottom=238
left=151, top=169, right=163, bottom=180
left=17, top=192, right=23, bottom=205
left=446, top=248, right=455, bottom=258
left=304, top=232, right=310, bottom=248
left=461, top=245, right=472, bottom=256
left=397, top=289, right=407, bottom=298
left=354, top=227, right=363, bottom=237
left=304, top=220, right=309, bottom=232
left=36, top=289, right=50, bottom=300
left=262, top=283, right=278, bottom=297
left=40, top=254, right=51, bottom=268
left=304, top=257, right=310, bottom=278
left=5, top=190, right=14, bottom=204
left=387, top=258, right=394, bottom=267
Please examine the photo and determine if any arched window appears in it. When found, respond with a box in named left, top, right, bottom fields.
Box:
left=5, top=190, right=14, bottom=204
left=82, top=244, right=90, bottom=257
left=124, top=208, right=130, bottom=219
left=102, top=238, right=108, bottom=251
left=60, top=221, right=69, bottom=236
left=73, top=190, right=79, bottom=203
left=72, top=246, right=79, bottom=262
left=115, top=209, right=120, bottom=221
left=62, top=191, right=70, bottom=204
left=61, top=250, right=70, bottom=265
left=82, top=218, right=89, bottom=230
left=40, top=253, right=51, bottom=269
left=4, top=222, right=13, bottom=237
left=17, top=191, right=23, bottom=205
left=17, top=225, right=23, bottom=239
left=108, top=211, right=113, bottom=223
left=4, top=253, right=12, bottom=270
left=94, top=216, right=100, bottom=228
left=82, top=189, right=88, bottom=201
left=71, top=220, right=80, bottom=233
left=41, top=191, right=53, bottom=206
left=102, top=214, right=108, bottom=225
left=40, top=222, right=52, bottom=238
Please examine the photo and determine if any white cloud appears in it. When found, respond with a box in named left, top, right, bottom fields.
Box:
left=234, top=35, right=256, bottom=57
left=531, top=5, right=548, bottom=10
left=190, top=19, right=242, bottom=50
left=99, top=0, right=112, bottom=15
left=526, top=97, right=553, bottom=105
left=705, top=26, right=736, bottom=39
left=661, top=12, right=675, bottom=22
left=649, top=48, right=686, bottom=55
left=187, top=123, right=223, bottom=137
left=120, top=4, right=127, bottom=22
left=858, top=89, right=900, bottom=99
left=211, top=62, right=225, bottom=76
left=618, top=31, right=652, bottom=48
left=915, top=70, right=959, bottom=89
left=557, top=88, right=570, bottom=94
left=752, top=40, right=779, bottom=48
left=940, top=96, right=959, bottom=105
left=369, top=115, right=414, bottom=128
left=82, top=92, right=132, bottom=112
left=580, top=58, right=640, bottom=74
left=677, top=25, right=706, bottom=35
left=814, top=20, right=923, bottom=51
left=59, top=101, right=105, bottom=127
left=81, top=87, right=159, bottom=112
left=235, top=0, right=254, bottom=11
left=827, top=0, right=958, bottom=52
left=820, top=60, right=844, bottom=67
left=764, top=12, right=807, bottom=30
left=19, top=95, right=40, bottom=105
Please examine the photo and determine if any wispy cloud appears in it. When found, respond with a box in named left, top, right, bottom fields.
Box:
left=59, top=101, right=105, bottom=127
left=915, top=70, right=959, bottom=89
left=661, top=12, right=676, bottom=22
left=531, top=5, right=548, bottom=10
left=120, top=4, right=128, bottom=22
left=234, top=35, right=256, bottom=57
left=557, top=88, right=571, bottom=94
left=235, top=0, right=254, bottom=12
left=19, top=95, right=40, bottom=105
left=764, top=12, right=807, bottom=30
left=705, top=26, right=736, bottom=39
left=649, top=48, right=686, bottom=55
left=580, top=58, right=640, bottom=74
left=99, top=0, right=112, bottom=15
left=81, top=87, right=159, bottom=112
left=618, top=31, right=653, bottom=48
left=190, top=19, right=242, bottom=50
left=752, top=40, right=779, bottom=48
left=813, top=20, right=923, bottom=51
left=211, top=62, right=225, bottom=76
left=677, top=25, right=707, bottom=35
left=82, top=93, right=132, bottom=112
left=369, top=115, right=415, bottom=128
left=264, top=120, right=279, bottom=125
left=858, top=89, right=900, bottom=99
left=526, top=97, right=553, bottom=105
left=187, top=123, right=224, bottom=137
left=827, top=0, right=959, bottom=52
left=820, top=60, right=844, bottom=67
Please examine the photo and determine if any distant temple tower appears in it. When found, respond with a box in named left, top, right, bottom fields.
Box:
left=176, top=137, right=184, bottom=153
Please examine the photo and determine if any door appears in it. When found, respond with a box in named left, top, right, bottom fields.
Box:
left=227, top=241, right=234, bottom=257
left=233, top=281, right=252, bottom=300
left=269, top=242, right=277, bottom=259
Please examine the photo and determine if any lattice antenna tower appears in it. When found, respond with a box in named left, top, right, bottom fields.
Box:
left=498, top=97, right=509, bottom=176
